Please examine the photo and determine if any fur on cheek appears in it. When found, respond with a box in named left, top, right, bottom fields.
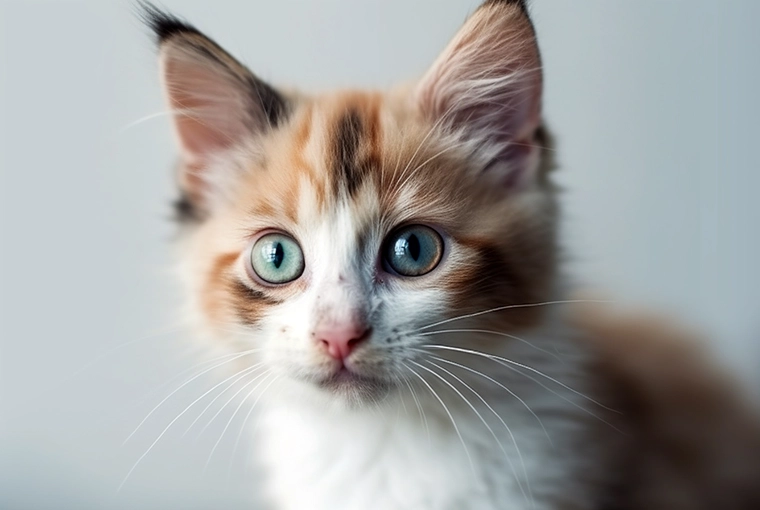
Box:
left=200, top=248, right=284, bottom=328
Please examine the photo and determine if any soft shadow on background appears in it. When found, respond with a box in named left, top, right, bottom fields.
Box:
left=1, top=1, right=758, bottom=508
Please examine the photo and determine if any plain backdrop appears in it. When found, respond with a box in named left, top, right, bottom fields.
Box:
left=1, top=1, right=759, bottom=508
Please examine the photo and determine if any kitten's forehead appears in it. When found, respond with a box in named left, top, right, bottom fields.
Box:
left=242, top=91, right=482, bottom=234
left=295, top=92, right=394, bottom=222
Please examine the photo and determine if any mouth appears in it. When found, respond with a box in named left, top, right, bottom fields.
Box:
left=316, top=366, right=387, bottom=398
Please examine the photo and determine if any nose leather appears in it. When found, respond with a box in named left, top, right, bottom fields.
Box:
left=316, top=322, right=369, bottom=360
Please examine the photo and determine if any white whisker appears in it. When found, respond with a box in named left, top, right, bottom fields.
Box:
left=118, top=109, right=186, bottom=133
left=425, top=354, right=551, bottom=445
left=182, top=362, right=265, bottom=437
left=394, top=139, right=471, bottom=193
left=413, top=359, right=530, bottom=505
left=422, top=344, right=619, bottom=413
left=420, top=345, right=624, bottom=434
left=203, top=372, right=278, bottom=473
left=393, top=374, right=409, bottom=417
left=402, top=373, right=430, bottom=444
left=403, top=362, right=475, bottom=475
left=123, top=348, right=260, bottom=445
left=61, top=322, right=184, bottom=388
left=195, top=368, right=271, bottom=442
left=415, top=299, right=614, bottom=333
left=117, top=362, right=261, bottom=492
left=227, top=373, right=279, bottom=481
left=419, top=327, right=562, bottom=362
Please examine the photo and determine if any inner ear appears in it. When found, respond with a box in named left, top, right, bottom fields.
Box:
left=415, top=0, right=543, bottom=190
left=142, top=4, right=289, bottom=219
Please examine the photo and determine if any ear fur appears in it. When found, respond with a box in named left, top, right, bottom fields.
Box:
left=140, top=3, right=289, bottom=221
left=415, top=0, right=543, bottom=190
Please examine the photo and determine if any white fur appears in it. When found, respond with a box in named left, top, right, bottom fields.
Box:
left=255, top=315, right=604, bottom=510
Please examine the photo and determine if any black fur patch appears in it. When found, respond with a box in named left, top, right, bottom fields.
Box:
left=173, top=192, right=203, bottom=224
left=232, top=280, right=280, bottom=304
left=138, top=1, right=202, bottom=43
left=484, top=0, right=530, bottom=16
left=244, top=75, right=289, bottom=130
left=231, top=281, right=282, bottom=325
left=473, top=243, right=515, bottom=294
left=333, top=109, right=369, bottom=198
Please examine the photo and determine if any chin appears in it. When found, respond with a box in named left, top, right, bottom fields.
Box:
left=313, top=368, right=392, bottom=408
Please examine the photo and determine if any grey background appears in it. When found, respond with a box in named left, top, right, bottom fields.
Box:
left=1, top=0, right=758, bottom=508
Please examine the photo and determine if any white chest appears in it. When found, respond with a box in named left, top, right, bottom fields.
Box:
left=256, top=385, right=593, bottom=510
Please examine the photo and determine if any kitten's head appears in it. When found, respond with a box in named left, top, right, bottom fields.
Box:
left=147, top=0, right=557, bottom=405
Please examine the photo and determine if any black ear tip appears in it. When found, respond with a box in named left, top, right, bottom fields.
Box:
left=136, top=0, right=201, bottom=44
left=483, top=0, right=530, bottom=15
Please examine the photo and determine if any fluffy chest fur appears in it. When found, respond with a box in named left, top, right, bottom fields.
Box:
left=256, top=321, right=611, bottom=510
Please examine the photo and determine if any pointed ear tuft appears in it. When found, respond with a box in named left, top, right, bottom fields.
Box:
left=483, top=0, right=530, bottom=15
left=138, top=1, right=203, bottom=44
left=139, top=3, right=289, bottom=220
left=415, top=0, right=543, bottom=191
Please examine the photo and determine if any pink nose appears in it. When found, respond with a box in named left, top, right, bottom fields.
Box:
left=317, top=323, right=370, bottom=361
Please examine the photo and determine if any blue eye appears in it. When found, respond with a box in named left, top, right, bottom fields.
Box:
left=383, top=225, right=443, bottom=277
left=250, top=233, right=304, bottom=284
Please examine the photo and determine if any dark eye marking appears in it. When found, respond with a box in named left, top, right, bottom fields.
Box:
left=229, top=280, right=283, bottom=325
left=232, top=281, right=277, bottom=302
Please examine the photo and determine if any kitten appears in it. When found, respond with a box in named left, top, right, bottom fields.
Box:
left=142, top=1, right=759, bottom=509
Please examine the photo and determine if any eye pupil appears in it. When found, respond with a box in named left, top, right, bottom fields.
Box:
left=407, top=234, right=421, bottom=261
left=271, top=242, right=284, bottom=268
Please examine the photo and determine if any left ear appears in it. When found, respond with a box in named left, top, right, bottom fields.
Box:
left=415, top=0, right=543, bottom=190
left=140, top=2, right=289, bottom=221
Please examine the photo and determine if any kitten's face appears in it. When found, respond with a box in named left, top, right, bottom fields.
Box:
left=150, top=1, right=555, bottom=405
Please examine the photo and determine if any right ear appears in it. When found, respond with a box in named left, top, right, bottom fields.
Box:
left=141, top=4, right=289, bottom=220
left=414, top=0, right=543, bottom=192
